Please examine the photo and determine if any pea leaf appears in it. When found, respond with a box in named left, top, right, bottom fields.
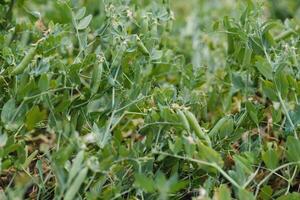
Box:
left=245, top=102, right=258, bottom=125
left=238, top=189, right=255, bottom=200
left=1, top=99, right=16, bottom=124
left=134, top=173, right=155, bottom=192
left=75, top=7, right=86, bottom=19
left=259, top=185, right=273, bottom=200
left=274, top=71, right=289, bottom=98
left=255, top=56, right=273, bottom=80
left=38, top=73, right=49, bottom=91
left=262, top=148, right=279, bottom=169
left=213, top=184, right=231, bottom=200
left=277, top=193, right=300, bottom=200
left=262, top=80, right=278, bottom=101
left=286, top=136, right=300, bottom=162
left=198, top=143, right=224, bottom=168
left=25, top=106, right=47, bottom=130
left=77, top=14, right=92, bottom=30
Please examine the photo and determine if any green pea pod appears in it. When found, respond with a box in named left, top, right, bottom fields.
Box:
left=137, top=37, right=150, bottom=55
left=184, top=110, right=211, bottom=147
left=208, top=117, right=228, bottom=137
left=242, top=46, right=252, bottom=67
left=90, top=61, right=103, bottom=95
left=64, top=167, right=88, bottom=200
left=177, top=110, right=190, bottom=132
left=209, top=116, right=234, bottom=139
left=274, top=29, right=295, bottom=42
left=223, top=16, right=234, bottom=55
left=11, top=46, right=37, bottom=76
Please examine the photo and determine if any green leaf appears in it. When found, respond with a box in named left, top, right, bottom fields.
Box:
left=218, top=116, right=234, bottom=138
left=285, top=105, right=300, bottom=132
left=75, top=7, right=86, bottom=19
left=274, top=71, right=289, bottom=98
left=255, top=56, right=273, bottom=80
left=183, top=137, right=196, bottom=157
left=1, top=99, right=16, bottom=124
left=229, top=154, right=254, bottom=185
left=272, top=107, right=282, bottom=124
left=93, top=123, right=111, bottom=149
left=198, top=143, right=224, bottom=168
left=262, top=80, right=278, bottom=101
left=259, top=185, right=273, bottom=200
left=277, top=192, right=300, bottom=200
left=209, top=116, right=234, bottom=139
left=134, top=173, right=155, bottom=192
left=213, top=184, right=231, bottom=200
left=249, top=36, right=264, bottom=55
left=38, top=74, right=49, bottom=91
left=232, top=72, right=246, bottom=91
left=169, top=179, right=188, bottom=193
left=87, top=99, right=106, bottom=113
left=262, top=148, right=279, bottom=169
left=286, top=136, right=300, bottom=162
left=25, top=106, right=47, bottom=130
left=150, top=49, right=163, bottom=60
left=77, top=14, right=92, bottom=30
left=238, top=189, right=255, bottom=200
left=245, top=102, right=258, bottom=125
left=155, top=172, right=169, bottom=197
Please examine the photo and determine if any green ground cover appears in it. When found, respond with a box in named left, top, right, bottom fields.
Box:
left=1, top=0, right=300, bottom=199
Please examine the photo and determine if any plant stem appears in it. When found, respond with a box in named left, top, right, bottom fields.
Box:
left=254, top=161, right=300, bottom=197
left=152, top=150, right=241, bottom=189
left=277, top=91, right=298, bottom=139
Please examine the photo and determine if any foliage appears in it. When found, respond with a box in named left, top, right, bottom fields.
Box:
left=0, top=0, right=300, bottom=199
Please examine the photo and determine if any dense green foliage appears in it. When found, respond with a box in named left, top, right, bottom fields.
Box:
left=1, top=0, right=300, bottom=199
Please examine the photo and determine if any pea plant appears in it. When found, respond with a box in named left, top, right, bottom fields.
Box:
left=0, top=0, right=300, bottom=199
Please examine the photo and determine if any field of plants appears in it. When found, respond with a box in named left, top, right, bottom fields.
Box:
left=1, top=0, right=300, bottom=199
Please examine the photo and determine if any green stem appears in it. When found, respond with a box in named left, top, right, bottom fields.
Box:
left=153, top=151, right=241, bottom=189
left=254, top=161, right=300, bottom=197
left=277, top=91, right=298, bottom=139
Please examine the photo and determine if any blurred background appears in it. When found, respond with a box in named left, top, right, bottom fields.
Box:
left=1, top=0, right=300, bottom=29
left=1, top=0, right=299, bottom=83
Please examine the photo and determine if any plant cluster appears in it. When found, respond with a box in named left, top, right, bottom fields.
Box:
left=0, top=0, right=300, bottom=199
